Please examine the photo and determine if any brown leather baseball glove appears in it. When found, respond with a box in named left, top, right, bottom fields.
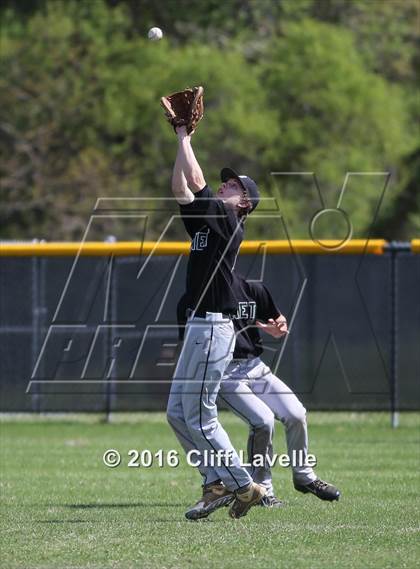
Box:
left=160, top=86, right=204, bottom=134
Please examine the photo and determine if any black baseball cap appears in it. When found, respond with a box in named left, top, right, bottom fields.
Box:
left=220, top=167, right=260, bottom=212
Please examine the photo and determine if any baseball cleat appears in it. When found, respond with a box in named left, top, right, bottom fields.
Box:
left=185, top=482, right=234, bottom=520
left=228, top=482, right=266, bottom=519
left=294, top=478, right=340, bottom=501
left=259, top=494, right=285, bottom=508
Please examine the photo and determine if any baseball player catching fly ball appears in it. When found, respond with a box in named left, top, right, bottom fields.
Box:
left=163, top=86, right=267, bottom=519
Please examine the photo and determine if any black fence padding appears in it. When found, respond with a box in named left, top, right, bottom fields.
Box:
left=396, top=253, right=420, bottom=408
left=0, top=252, right=419, bottom=412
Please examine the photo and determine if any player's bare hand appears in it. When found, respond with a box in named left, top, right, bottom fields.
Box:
left=256, top=315, right=288, bottom=338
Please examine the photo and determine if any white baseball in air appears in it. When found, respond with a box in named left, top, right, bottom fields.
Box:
left=148, top=27, right=163, bottom=41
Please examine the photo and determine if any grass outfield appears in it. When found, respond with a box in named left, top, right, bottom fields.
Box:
left=1, top=412, right=419, bottom=569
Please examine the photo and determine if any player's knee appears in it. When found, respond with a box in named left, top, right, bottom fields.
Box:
left=253, top=411, right=275, bottom=434
left=285, top=404, right=307, bottom=427
left=186, top=415, right=218, bottom=439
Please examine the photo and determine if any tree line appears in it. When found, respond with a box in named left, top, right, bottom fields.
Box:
left=0, top=0, right=418, bottom=240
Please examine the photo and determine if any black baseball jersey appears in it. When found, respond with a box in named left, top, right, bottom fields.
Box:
left=177, top=274, right=281, bottom=359
left=230, top=275, right=281, bottom=358
left=179, top=185, right=244, bottom=315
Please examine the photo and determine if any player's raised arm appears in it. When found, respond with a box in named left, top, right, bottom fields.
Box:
left=173, top=126, right=206, bottom=193
left=171, top=130, right=195, bottom=205
left=161, top=86, right=206, bottom=204
left=171, top=126, right=206, bottom=204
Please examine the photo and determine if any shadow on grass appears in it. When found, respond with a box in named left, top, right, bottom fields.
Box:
left=38, top=514, right=226, bottom=524
left=61, top=502, right=185, bottom=508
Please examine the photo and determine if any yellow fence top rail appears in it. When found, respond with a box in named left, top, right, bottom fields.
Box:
left=411, top=239, right=420, bottom=253
left=0, top=239, right=387, bottom=256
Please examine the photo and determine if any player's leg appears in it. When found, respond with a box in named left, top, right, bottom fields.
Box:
left=167, top=328, right=234, bottom=520
left=219, top=364, right=283, bottom=507
left=181, top=315, right=266, bottom=519
left=166, top=401, right=234, bottom=521
left=181, top=317, right=254, bottom=491
left=250, top=360, right=340, bottom=501
left=248, top=360, right=316, bottom=484
left=167, top=366, right=219, bottom=486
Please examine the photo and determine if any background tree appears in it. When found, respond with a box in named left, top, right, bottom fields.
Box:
left=0, top=0, right=418, bottom=240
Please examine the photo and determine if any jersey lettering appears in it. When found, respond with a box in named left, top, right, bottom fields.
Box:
left=191, top=228, right=210, bottom=251
left=235, top=301, right=257, bottom=321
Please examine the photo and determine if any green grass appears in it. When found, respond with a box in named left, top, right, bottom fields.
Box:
left=1, top=412, right=419, bottom=569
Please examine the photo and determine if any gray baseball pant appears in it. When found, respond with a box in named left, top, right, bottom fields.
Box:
left=166, top=313, right=252, bottom=491
left=220, top=357, right=317, bottom=495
